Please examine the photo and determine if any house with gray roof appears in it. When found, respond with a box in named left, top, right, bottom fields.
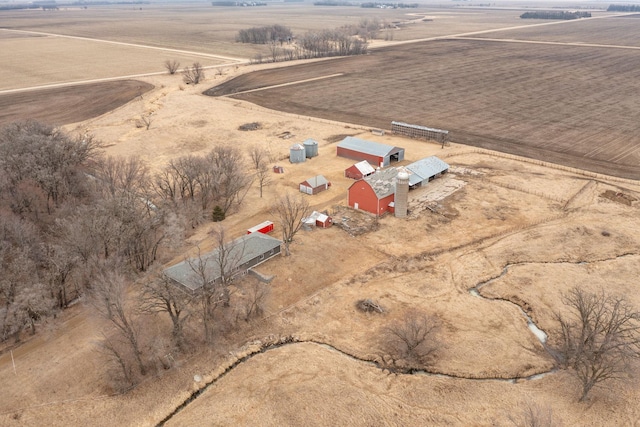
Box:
left=164, top=233, right=282, bottom=292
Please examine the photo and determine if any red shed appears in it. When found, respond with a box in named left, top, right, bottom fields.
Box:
left=299, top=175, right=330, bottom=195
left=303, top=211, right=333, bottom=228
left=347, top=168, right=398, bottom=217
left=247, top=220, right=274, bottom=234
left=345, top=160, right=376, bottom=180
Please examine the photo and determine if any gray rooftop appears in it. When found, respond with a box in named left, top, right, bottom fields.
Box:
left=338, top=136, right=400, bottom=158
left=164, top=233, right=282, bottom=291
left=406, top=156, right=449, bottom=184
left=302, top=175, right=329, bottom=188
left=363, top=167, right=399, bottom=199
left=353, top=160, right=375, bottom=175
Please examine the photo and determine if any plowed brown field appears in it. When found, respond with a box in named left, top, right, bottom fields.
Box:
left=208, top=36, right=640, bottom=179
left=0, top=80, right=153, bottom=127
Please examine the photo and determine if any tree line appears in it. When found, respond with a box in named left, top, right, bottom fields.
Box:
left=237, top=25, right=293, bottom=45
left=520, top=11, right=591, bottom=19
left=607, top=4, right=640, bottom=11
left=238, top=20, right=382, bottom=64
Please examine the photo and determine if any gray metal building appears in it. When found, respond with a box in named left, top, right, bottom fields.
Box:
left=163, top=233, right=282, bottom=292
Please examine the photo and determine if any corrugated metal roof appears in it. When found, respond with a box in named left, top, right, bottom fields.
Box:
left=392, top=121, right=449, bottom=135
left=406, top=156, right=449, bottom=182
left=338, top=136, right=398, bottom=158
left=303, top=175, right=329, bottom=188
left=353, top=160, right=375, bottom=176
left=303, top=138, right=318, bottom=146
left=363, top=167, right=398, bottom=199
left=164, top=233, right=282, bottom=291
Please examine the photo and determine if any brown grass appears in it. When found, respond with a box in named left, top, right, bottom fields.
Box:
left=1, top=6, right=640, bottom=427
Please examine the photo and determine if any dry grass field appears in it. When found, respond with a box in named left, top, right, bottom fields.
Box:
left=1, top=3, right=640, bottom=426
left=1, top=71, right=640, bottom=426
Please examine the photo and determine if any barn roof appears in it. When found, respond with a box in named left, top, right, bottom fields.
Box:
left=164, top=233, right=282, bottom=291
left=338, top=136, right=400, bottom=158
left=352, top=160, right=375, bottom=176
left=302, top=175, right=329, bottom=188
left=406, top=156, right=449, bottom=182
left=363, top=167, right=398, bottom=199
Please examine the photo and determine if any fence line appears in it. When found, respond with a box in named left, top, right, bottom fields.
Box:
left=442, top=148, right=640, bottom=186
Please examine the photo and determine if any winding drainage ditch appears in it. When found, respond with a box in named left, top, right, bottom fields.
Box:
left=157, top=253, right=639, bottom=426
left=468, top=264, right=548, bottom=344
left=468, top=253, right=639, bottom=346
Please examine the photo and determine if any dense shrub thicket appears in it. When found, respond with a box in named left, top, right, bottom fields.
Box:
left=237, top=25, right=293, bottom=44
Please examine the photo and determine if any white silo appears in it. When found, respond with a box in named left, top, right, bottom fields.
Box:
left=395, top=168, right=409, bottom=218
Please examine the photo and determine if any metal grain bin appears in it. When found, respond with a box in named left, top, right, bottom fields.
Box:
left=303, top=138, right=319, bottom=158
left=289, top=144, right=306, bottom=163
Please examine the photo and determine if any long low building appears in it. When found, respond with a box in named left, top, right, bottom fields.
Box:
left=406, top=156, right=449, bottom=188
left=164, top=233, right=282, bottom=291
left=337, top=136, right=404, bottom=168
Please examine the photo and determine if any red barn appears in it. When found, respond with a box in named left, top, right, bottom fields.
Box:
left=345, top=160, right=376, bottom=180
left=337, top=136, right=404, bottom=168
left=347, top=168, right=398, bottom=217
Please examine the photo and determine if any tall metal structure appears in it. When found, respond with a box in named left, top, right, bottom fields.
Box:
left=395, top=168, right=409, bottom=218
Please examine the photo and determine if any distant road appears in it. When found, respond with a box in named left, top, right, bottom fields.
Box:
left=369, top=12, right=632, bottom=49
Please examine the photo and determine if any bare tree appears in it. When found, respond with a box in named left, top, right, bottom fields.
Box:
left=137, top=114, right=153, bottom=130
left=164, top=59, right=180, bottom=75
left=271, top=192, right=310, bottom=256
left=508, top=398, right=559, bottom=427
left=186, top=227, right=244, bottom=343
left=183, top=62, right=205, bottom=85
left=380, top=310, right=439, bottom=371
left=139, top=270, right=193, bottom=351
left=90, top=268, right=147, bottom=376
left=548, top=287, right=640, bottom=401
left=238, top=277, right=270, bottom=321
left=203, top=145, right=252, bottom=215
left=248, top=144, right=272, bottom=198
left=96, top=332, right=135, bottom=392
left=0, top=120, right=103, bottom=213
left=94, top=155, right=149, bottom=197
